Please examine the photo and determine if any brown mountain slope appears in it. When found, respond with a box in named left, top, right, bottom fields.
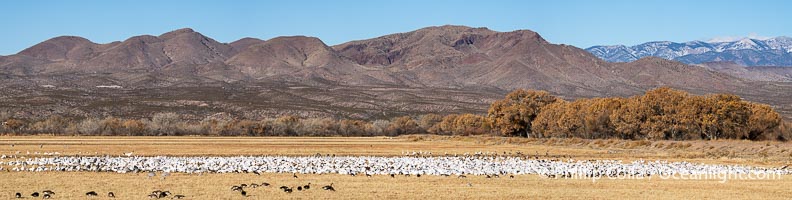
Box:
left=698, top=61, right=792, bottom=82
left=614, top=57, right=747, bottom=92
left=157, top=28, right=235, bottom=65
left=228, top=37, right=265, bottom=53
left=1, top=26, right=791, bottom=119
left=14, top=28, right=237, bottom=73
left=5, top=25, right=757, bottom=96
left=333, top=25, right=639, bottom=96
left=227, top=36, right=350, bottom=77
left=18, top=36, right=99, bottom=61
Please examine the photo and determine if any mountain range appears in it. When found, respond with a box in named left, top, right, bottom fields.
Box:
left=1, top=25, right=791, bottom=120
left=586, top=37, right=792, bottom=66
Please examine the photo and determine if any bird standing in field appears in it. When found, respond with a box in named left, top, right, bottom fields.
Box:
left=158, top=191, right=171, bottom=198
left=31, top=192, right=40, bottom=197
left=108, top=192, right=115, bottom=198
left=322, top=183, right=335, bottom=191
left=14, top=192, right=21, bottom=198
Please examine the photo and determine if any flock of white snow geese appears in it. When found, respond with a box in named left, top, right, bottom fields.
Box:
left=1, top=151, right=790, bottom=198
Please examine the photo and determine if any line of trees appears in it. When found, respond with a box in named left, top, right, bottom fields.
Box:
left=489, top=88, right=787, bottom=140
left=1, top=87, right=789, bottom=140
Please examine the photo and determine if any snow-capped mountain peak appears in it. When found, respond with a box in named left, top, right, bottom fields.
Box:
left=585, top=36, right=792, bottom=66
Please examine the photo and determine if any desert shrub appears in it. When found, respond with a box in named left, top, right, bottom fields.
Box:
left=430, top=114, right=458, bottom=135
left=418, top=114, right=443, bottom=133
left=147, top=112, right=181, bottom=136
left=369, top=120, right=390, bottom=135
left=29, top=116, right=71, bottom=134
left=451, top=114, right=490, bottom=135
left=298, top=117, right=337, bottom=136
left=387, top=116, right=420, bottom=136
left=122, top=119, right=147, bottom=136
left=487, top=89, right=559, bottom=137
left=77, top=118, right=101, bottom=135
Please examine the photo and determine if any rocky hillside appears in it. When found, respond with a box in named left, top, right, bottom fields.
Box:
left=1, top=26, right=791, bottom=119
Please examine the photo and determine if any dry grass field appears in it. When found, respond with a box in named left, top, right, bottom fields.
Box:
left=1, top=135, right=791, bottom=199
left=1, top=172, right=790, bottom=200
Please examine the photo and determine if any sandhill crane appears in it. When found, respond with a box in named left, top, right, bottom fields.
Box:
left=15, top=192, right=21, bottom=198
left=322, top=183, right=335, bottom=191
left=284, top=187, right=293, bottom=193
left=43, top=194, right=51, bottom=199
left=250, top=183, right=259, bottom=188
left=161, top=172, right=171, bottom=180
left=262, top=182, right=270, bottom=187
left=297, top=186, right=302, bottom=191
left=173, top=194, right=186, bottom=199
left=304, top=183, right=311, bottom=190
left=293, top=173, right=298, bottom=178
left=42, top=190, right=55, bottom=195
left=31, top=192, right=40, bottom=197
left=231, top=186, right=243, bottom=191
left=239, top=190, right=248, bottom=197
left=158, top=191, right=171, bottom=198
left=148, top=194, right=159, bottom=199
left=280, top=186, right=289, bottom=190
left=253, top=171, right=261, bottom=176
left=390, top=174, right=395, bottom=178
left=86, top=191, right=98, bottom=196
left=108, top=192, right=115, bottom=198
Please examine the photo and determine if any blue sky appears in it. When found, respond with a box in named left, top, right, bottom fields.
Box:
left=1, top=0, right=790, bottom=55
